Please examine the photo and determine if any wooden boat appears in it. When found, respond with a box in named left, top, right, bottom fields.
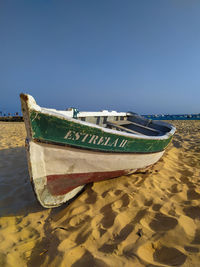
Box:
left=20, top=93, right=176, bottom=208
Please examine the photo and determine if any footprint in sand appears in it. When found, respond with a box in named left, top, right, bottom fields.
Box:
left=101, top=189, right=112, bottom=198
left=153, top=246, right=187, bottom=266
left=94, top=226, right=106, bottom=238
left=69, top=203, right=90, bottom=217
left=99, top=223, right=134, bottom=254
left=152, top=204, right=162, bottom=211
left=114, top=189, right=122, bottom=196
left=187, top=189, right=200, bottom=200
left=74, top=226, right=92, bottom=245
left=149, top=212, right=178, bottom=232
left=112, top=193, right=130, bottom=211
left=144, top=199, right=153, bottom=207
left=85, top=187, right=97, bottom=204
left=170, top=183, right=181, bottom=194
left=184, top=246, right=199, bottom=253
left=183, top=206, right=200, bottom=220
left=72, top=250, right=108, bottom=267
left=0, top=252, right=6, bottom=266
left=112, top=199, right=124, bottom=210
left=98, top=243, right=118, bottom=254
left=68, top=214, right=91, bottom=229
left=123, top=182, right=131, bottom=188
left=191, top=229, right=200, bottom=245
left=137, top=242, right=186, bottom=266
left=100, top=203, right=117, bottom=229
left=120, top=193, right=130, bottom=208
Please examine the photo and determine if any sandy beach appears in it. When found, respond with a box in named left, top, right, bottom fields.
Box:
left=0, top=120, right=200, bottom=266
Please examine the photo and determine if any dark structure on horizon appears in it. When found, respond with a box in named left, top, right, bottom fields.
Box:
left=143, top=113, right=200, bottom=120
left=0, top=111, right=23, bottom=122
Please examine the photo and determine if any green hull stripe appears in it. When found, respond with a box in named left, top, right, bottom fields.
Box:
left=30, top=111, right=172, bottom=153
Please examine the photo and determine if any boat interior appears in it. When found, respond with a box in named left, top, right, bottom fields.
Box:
left=21, top=94, right=172, bottom=137
left=43, top=105, right=172, bottom=137
left=75, top=112, right=171, bottom=137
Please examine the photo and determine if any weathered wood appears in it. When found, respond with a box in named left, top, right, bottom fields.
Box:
left=112, top=120, right=161, bottom=135
left=27, top=140, right=165, bottom=207
left=106, top=121, right=145, bottom=135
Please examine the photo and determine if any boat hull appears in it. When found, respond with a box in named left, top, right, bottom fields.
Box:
left=26, top=140, right=164, bottom=208
left=20, top=93, right=175, bottom=208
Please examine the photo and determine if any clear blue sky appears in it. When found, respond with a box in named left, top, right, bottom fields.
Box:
left=0, top=0, right=200, bottom=115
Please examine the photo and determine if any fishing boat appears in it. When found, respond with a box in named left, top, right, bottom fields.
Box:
left=20, top=94, right=175, bottom=208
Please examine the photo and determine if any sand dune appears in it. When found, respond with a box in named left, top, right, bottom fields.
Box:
left=0, top=121, right=200, bottom=266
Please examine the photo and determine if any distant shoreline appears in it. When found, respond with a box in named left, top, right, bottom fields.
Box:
left=0, top=116, right=23, bottom=122
left=144, top=114, right=200, bottom=120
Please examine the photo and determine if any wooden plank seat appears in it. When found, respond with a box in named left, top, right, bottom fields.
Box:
left=115, top=120, right=160, bottom=133
left=106, top=121, right=146, bottom=135
left=107, top=120, right=161, bottom=136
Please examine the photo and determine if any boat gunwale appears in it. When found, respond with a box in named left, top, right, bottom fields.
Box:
left=21, top=93, right=175, bottom=141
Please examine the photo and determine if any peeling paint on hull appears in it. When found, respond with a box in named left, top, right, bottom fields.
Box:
left=47, top=170, right=131, bottom=196
left=26, top=140, right=164, bottom=208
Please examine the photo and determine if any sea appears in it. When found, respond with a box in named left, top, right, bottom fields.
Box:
left=143, top=114, right=200, bottom=120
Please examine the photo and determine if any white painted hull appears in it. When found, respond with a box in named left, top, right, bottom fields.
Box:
left=26, top=140, right=164, bottom=208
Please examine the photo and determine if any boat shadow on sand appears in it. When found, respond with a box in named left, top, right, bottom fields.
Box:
left=0, top=146, right=87, bottom=217
left=0, top=146, right=153, bottom=266
left=0, top=146, right=43, bottom=217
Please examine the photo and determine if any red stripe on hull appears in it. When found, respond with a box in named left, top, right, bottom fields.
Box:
left=47, top=170, right=132, bottom=196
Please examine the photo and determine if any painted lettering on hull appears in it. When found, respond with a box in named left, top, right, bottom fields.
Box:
left=64, top=130, right=128, bottom=149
